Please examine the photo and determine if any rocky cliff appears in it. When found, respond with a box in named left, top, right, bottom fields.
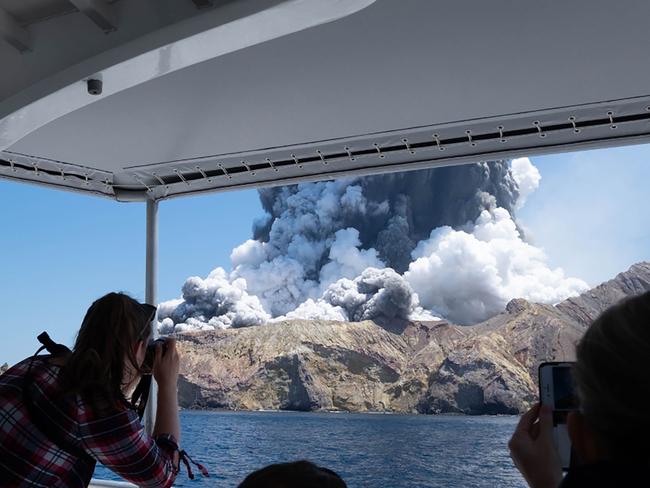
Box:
left=175, top=262, right=650, bottom=414
left=0, top=363, right=8, bottom=375
left=556, top=262, right=650, bottom=326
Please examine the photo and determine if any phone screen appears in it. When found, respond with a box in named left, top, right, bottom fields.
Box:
left=552, top=366, right=578, bottom=410
left=539, top=362, right=577, bottom=470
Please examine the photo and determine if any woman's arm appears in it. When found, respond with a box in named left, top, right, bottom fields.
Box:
left=152, top=338, right=180, bottom=442
left=79, top=339, right=182, bottom=488
left=79, top=406, right=179, bottom=488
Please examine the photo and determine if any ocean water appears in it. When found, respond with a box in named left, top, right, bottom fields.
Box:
left=94, top=411, right=527, bottom=488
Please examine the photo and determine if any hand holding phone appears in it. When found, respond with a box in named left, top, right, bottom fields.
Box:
left=508, top=403, right=563, bottom=488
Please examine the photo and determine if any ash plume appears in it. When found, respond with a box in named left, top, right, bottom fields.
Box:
left=253, top=161, right=520, bottom=273
left=158, top=158, right=587, bottom=332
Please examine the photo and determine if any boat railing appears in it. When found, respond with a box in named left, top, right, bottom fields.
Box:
left=89, top=479, right=137, bottom=488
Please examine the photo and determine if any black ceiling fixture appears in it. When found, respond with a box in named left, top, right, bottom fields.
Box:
left=191, top=0, right=214, bottom=9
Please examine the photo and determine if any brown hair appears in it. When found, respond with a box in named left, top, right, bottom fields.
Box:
left=62, top=292, right=154, bottom=409
left=573, top=290, right=650, bottom=461
left=238, top=460, right=347, bottom=488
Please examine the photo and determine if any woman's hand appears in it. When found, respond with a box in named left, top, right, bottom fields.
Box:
left=509, top=403, right=563, bottom=488
left=152, top=338, right=179, bottom=391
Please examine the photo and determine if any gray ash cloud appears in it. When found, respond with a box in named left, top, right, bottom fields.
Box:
left=159, top=158, right=587, bottom=330
left=253, top=161, right=519, bottom=273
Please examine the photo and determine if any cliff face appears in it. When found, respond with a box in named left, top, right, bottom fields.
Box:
left=556, top=262, right=650, bottom=326
left=176, top=262, right=649, bottom=414
left=0, top=363, right=8, bottom=375
left=177, top=320, right=413, bottom=412
left=175, top=306, right=568, bottom=414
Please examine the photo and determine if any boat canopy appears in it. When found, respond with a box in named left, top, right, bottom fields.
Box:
left=3, top=5, right=647, bottom=485
left=2, top=0, right=650, bottom=201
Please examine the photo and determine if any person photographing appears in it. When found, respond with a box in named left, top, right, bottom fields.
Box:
left=0, top=292, right=181, bottom=487
left=509, top=291, right=650, bottom=487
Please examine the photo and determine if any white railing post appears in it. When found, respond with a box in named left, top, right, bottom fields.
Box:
left=143, top=199, right=158, bottom=434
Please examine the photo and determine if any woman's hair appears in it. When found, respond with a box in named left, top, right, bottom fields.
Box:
left=573, top=290, right=650, bottom=461
left=238, top=460, right=347, bottom=488
left=62, top=292, right=155, bottom=408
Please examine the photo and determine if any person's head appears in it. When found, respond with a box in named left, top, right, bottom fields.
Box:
left=238, top=460, right=347, bottom=488
left=63, top=292, right=156, bottom=406
left=568, top=291, right=650, bottom=464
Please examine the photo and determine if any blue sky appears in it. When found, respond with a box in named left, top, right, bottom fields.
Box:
left=1, top=144, right=649, bottom=365
left=517, top=145, right=650, bottom=285
left=0, top=184, right=263, bottom=365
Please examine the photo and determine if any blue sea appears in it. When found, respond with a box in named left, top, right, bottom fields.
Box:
left=94, top=411, right=527, bottom=487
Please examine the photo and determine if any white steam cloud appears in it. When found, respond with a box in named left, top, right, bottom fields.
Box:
left=511, top=157, right=541, bottom=209
left=405, top=202, right=588, bottom=325
left=159, top=159, right=587, bottom=332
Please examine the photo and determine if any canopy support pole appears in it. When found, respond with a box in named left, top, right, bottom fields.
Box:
left=143, top=199, right=158, bottom=435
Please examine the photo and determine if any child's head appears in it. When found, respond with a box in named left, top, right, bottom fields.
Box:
left=238, top=460, right=347, bottom=488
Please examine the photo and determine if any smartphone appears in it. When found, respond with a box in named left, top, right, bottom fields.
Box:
left=538, top=361, right=578, bottom=471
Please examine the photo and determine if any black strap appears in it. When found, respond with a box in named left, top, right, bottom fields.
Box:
left=37, top=331, right=72, bottom=356
left=22, top=332, right=95, bottom=463
left=179, top=450, right=210, bottom=479
left=131, top=374, right=152, bottom=419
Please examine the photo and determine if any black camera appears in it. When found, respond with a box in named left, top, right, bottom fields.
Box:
left=87, top=78, right=102, bottom=95
left=142, top=338, right=168, bottom=373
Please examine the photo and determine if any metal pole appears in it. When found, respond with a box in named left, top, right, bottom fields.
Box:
left=143, top=199, right=158, bottom=434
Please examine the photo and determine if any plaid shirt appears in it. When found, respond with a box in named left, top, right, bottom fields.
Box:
left=0, top=357, right=179, bottom=488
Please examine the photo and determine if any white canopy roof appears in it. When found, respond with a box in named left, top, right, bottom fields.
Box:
left=2, top=0, right=650, bottom=201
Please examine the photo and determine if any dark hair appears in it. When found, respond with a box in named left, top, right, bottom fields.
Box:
left=62, top=292, right=155, bottom=409
left=238, top=460, right=347, bottom=488
left=573, top=290, right=650, bottom=461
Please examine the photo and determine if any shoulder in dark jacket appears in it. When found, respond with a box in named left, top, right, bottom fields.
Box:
left=560, top=462, right=644, bottom=488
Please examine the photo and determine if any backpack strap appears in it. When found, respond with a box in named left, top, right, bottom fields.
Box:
left=36, top=331, right=72, bottom=356
left=22, top=332, right=95, bottom=463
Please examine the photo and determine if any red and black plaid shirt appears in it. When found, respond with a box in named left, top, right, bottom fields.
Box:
left=0, top=357, right=179, bottom=487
